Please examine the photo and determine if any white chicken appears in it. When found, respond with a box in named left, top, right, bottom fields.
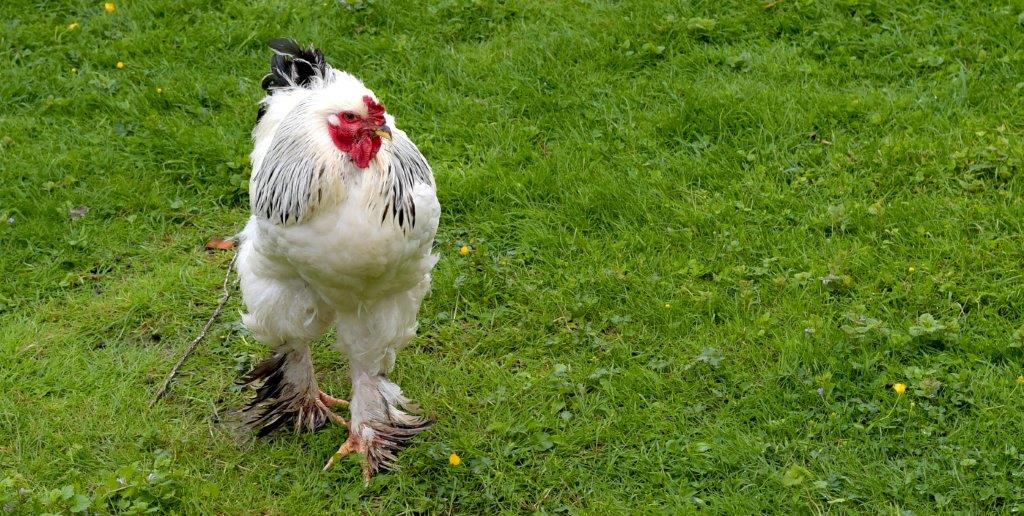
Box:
left=235, top=39, right=439, bottom=481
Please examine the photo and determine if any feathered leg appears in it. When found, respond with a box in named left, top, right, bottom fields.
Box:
left=235, top=232, right=346, bottom=435
left=238, top=344, right=349, bottom=435
left=324, top=280, right=433, bottom=481
left=322, top=371, right=433, bottom=479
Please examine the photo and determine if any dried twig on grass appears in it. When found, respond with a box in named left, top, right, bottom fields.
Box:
left=150, top=249, right=238, bottom=407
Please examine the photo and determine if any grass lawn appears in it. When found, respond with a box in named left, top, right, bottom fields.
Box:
left=3, top=0, right=1024, bottom=512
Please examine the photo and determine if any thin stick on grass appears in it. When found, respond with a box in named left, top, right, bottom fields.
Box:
left=150, top=249, right=238, bottom=407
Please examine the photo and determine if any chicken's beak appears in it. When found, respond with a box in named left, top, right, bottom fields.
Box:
left=375, top=125, right=393, bottom=139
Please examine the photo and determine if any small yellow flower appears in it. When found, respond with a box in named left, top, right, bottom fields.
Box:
left=156, top=87, right=163, bottom=94
left=71, top=67, right=78, bottom=74
left=893, top=383, right=907, bottom=395
left=104, top=2, right=115, bottom=13
left=459, top=245, right=469, bottom=256
left=68, top=22, right=80, bottom=30
left=448, top=453, right=461, bottom=466
left=664, top=304, right=671, bottom=309
left=116, top=61, right=124, bottom=69
left=1017, top=375, right=1024, bottom=384
left=908, top=267, right=915, bottom=273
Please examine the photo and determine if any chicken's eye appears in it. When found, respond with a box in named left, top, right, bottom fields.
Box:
left=341, top=112, right=359, bottom=123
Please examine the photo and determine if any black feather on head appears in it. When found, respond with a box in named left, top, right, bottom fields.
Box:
left=260, top=38, right=327, bottom=93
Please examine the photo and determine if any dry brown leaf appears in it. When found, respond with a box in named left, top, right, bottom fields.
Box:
left=205, top=238, right=236, bottom=251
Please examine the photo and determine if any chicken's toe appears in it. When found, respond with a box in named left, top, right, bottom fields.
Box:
left=318, top=391, right=349, bottom=408
left=323, top=432, right=361, bottom=472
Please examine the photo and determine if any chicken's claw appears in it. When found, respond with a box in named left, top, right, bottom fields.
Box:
left=323, top=432, right=373, bottom=483
left=314, top=399, right=348, bottom=428
left=318, top=391, right=349, bottom=408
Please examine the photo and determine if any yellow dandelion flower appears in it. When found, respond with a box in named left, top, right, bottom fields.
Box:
left=115, top=61, right=124, bottom=69
left=104, top=2, right=115, bottom=13
left=664, top=304, right=671, bottom=309
left=893, top=383, right=906, bottom=395
left=68, top=22, right=80, bottom=30
left=449, top=453, right=461, bottom=466
left=71, top=67, right=77, bottom=74
left=908, top=267, right=915, bottom=273
left=459, top=245, right=469, bottom=256
left=1017, top=375, right=1024, bottom=384
left=156, top=87, right=163, bottom=94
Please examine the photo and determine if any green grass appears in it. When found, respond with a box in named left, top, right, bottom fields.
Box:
left=3, top=0, right=1024, bottom=512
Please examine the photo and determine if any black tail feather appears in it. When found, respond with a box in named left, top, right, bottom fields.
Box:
left=260, top=38, right=327, bottom=93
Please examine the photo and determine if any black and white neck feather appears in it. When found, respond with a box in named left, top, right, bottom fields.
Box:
left=248, top=40, right=432, bottom=229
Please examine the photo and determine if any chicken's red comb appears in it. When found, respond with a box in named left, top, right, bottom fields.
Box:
left=363, top=95, right=386, bottom=125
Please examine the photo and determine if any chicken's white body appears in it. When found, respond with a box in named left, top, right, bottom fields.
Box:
left=235, top=40, right=439, bottom=477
